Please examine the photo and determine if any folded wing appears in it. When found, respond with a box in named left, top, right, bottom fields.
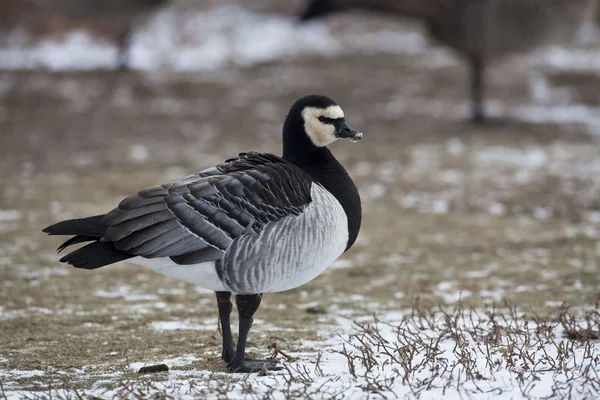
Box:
left=102, top=152, right=313, bottom=265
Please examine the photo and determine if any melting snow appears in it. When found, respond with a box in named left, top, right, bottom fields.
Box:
left=330, top=259, right=354, bottom=270
left=0, top=32, right=117, bottom=70
left=540, top=46, right=600, bottom=73
left=479, top=289, right=505, bottom=302
left=93, top=285, right=159, bottom=301
left=0, top=5, right=431, bottom=72
left=149, top=320, right=216, bottom=332
left=0, top=369, right=45, bottom=379
left=7, top=308, right=598, bottom=399
left=129, top=355, right=201, bottom=372
left=0, top=210, right=22, bottom=222
left=465, top=269, right=491, bottom=279
left=129, top=144, right=150, bottom=162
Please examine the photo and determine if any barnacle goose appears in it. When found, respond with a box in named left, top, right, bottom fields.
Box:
left=43, top=94, right=363, bottom=373
left=299, top=0, right=593, bottom=123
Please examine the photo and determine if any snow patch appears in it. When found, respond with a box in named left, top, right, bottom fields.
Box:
left=465, top=269, right=490, bottom=279
left=539, top=46, right=600, bottom=73
left=0, top=5, right=433, bottom=72
left=129, top=144, right=149, bottom=162
left=129, top=355, right=201, bottom=372
left=0, top=210, right=22, bottom=222
left=149, top=320, right=217, bottom=332
left=330, top=259, right=354, bottom=270
left=0, top=32, right=117, bottom=70
left=0, top=369, right=45, bottom=379
left=93, top=285, right=160, bottom=301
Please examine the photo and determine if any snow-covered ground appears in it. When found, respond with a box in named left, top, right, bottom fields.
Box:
left=2, top=306, right=599, bottom=399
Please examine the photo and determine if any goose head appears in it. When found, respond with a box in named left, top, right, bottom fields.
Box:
left=282, top=95, right=362, bottom=158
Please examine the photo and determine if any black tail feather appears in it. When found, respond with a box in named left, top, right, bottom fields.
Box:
left=57, top=235, right=99, bottom=253
left=60, top=241, right=133, bottom=270
left=43, top=215, right=107, bottom=236
left=44, top=214, right=133, bottom=269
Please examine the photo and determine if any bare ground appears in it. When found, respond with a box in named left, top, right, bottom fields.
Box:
left=1, top=48, right=600, bottom=398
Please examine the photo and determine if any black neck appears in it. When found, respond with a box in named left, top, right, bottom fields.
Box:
left=283, top=147, right=362, bottom=251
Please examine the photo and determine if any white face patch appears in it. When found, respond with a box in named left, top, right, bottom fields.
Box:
left=301, top=105, right=345, bottom=147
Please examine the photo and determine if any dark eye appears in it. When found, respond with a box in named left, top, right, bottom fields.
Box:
left=318, top=116, right=335, bottom=124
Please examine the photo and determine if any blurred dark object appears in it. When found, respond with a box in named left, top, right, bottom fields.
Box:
left=243, top=0, right=306, bottom=17
left=299, top=0, right=594, bottom=124
left=305, top=304, right=327, bottom=314
left=138, top=363, right=169, bottom=373
left=0, top=0, right=169, bottom=70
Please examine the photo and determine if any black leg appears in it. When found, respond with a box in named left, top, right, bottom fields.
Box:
left=216, top=291, right=236, bottom=364
left=470, top=55, right=486, bottom=124
left=228, top=294, right=282, bottom=373
left=116, top=26, right=133, bottom=71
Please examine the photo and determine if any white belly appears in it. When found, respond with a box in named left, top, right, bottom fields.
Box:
left=128, top=257, right=227, bottom=292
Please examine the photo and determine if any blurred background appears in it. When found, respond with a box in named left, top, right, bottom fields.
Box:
left=1, top=0, right=600, bottom=391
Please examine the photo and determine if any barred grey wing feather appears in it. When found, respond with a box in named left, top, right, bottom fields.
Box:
left=100, top=152, right=314, bottom=265
left=117, top=219, right=181, bottom=253
left=165, top=196, right=232, bottom=250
